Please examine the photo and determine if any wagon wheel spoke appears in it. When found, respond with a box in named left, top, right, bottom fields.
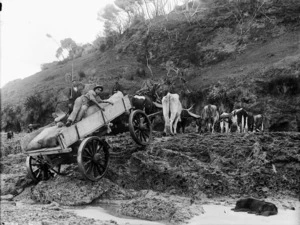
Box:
left=95, top=164, right=103, bottom=175
left=93, top=140, right=98, bottom=153
left=86, top=144, right=94, bottom=156
left=82, top=155, right=92, bottom=160
left=84, top=146, right=93, bottom=157
left=95, top=144, right=103, bottom=154
left=133, top=119, right=139, bottom=127
left=35, top=170, right=42, bottom=180
left=135, top=129, right=142, bottom=140
left=82, top=148, right=93, bottom=159
left=142, top=130, right=150, bottom=139
left=33, top=168, right=42, bottom=178
left=95, top=163, right=106, bottom=175
left=138, top=129, right=145, bottom=141
left=83, top=161, right=93, bottom=174
left=48, top=167, right=60, bottom=174
left=92, top=163, right=99, bottom=177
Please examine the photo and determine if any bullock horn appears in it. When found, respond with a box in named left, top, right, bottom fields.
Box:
left=182, top=104, right=194, bottom=112
left=182, top=104, right=201, bottom=119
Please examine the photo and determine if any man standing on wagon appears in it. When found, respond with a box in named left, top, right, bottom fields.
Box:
left=66, top=85, right=114, bottom=127
left=68, top=80, right=85, bottom=114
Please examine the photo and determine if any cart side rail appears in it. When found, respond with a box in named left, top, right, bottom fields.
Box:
left=25, top=146, right=72, bottom=156
left=59, top=95, right=132, bottom=147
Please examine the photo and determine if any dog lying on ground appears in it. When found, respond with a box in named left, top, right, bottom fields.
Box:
left=231, top=198, right=278, bottom=216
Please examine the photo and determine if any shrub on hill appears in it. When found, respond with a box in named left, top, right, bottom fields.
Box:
left=24, top=92, right=57, bottom=125
left=268, top=75, right=300, bottom=96
left=1, top=106, right=22, bottom=132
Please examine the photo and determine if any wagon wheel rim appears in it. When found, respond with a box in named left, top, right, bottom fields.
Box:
left=77, top=136, right=110, bottom=181
left=26, top=156, right=61, bottom=183
left=129, top=110, right=152, bottom=146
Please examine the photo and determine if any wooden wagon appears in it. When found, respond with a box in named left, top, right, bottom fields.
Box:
left=25, top=95, right=152, bottom=182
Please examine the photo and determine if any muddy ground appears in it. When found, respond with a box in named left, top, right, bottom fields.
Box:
left=1, top=131, right=300, bottom=224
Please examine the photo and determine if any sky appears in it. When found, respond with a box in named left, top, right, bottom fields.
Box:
left=0, top=0, right=115, bottom=88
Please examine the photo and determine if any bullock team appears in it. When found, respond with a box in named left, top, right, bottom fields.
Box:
left=161, top=98, right=264, bottom=135
left=131, top=78, right=264, bottom=136
left=132, top=81, right=264, bottom=135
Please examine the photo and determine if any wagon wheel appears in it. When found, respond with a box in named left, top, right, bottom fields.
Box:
left=129, top=109, right=152, bottom=146
left=26, top=155, right=62, bottom=183
left=77, top=136, right=110, bottom=181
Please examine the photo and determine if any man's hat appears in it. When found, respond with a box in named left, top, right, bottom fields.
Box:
left=94, top=85, right=103, bottom=91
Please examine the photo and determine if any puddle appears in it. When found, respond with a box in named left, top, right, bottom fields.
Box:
left=188, top=205, right=300, bottom=225
left=68, top=203, right=300, bottom=225
left=68, top=203, right=166, bottom=225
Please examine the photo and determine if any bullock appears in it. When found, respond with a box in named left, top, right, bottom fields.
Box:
left=231, top=108, right=248, bottom=133
left=175, top=105, right=200, bottom=133
left=131, top=82, right=162, bottom=126
left=176, top=110, right=191, bottom=133
left=247, top=113, right=264, bottom=132
left=7, top=131, right=14, bottom=140
left=253, top=114, right=264, bottom=132
left=162, top=92, right=182, bottom=135
left=219, top=112, right=233, bottom=133
left=201, top=104, right=219, bottom=133
left=131, top=95, right=157, bottom=115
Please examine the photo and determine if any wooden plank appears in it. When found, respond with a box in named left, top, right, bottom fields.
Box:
left=60, top=96, right=132, bottom=147
left=25, top=147, right=72, bottom=156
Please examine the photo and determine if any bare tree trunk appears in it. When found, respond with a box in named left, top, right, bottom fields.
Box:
left=146, top=55, right=153, bottom=77
left=143, top=0, right=152, bottom=19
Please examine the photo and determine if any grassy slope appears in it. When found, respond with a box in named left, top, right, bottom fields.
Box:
left=3, top=27, right=299, bottom=104
left=194, top=28, right=300, bottom=89
left=1, top=4, right=300, bottom=131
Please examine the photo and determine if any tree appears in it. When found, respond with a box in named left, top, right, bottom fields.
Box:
left=98, top=4, right=128, bottom=35
left=46, top=33, right=66, bottom=60
left=60, top=38, right=78, bottom=59
left=114, top=0, right=145, bottom=24
left=55, top=47, right=64, bottom=60
left=24, top=92, right=57, bottom=125
left=1, top=105, right=22, bottom=132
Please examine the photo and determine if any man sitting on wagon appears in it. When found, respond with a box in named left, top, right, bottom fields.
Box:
left=66, top=85, right=114, bottom=127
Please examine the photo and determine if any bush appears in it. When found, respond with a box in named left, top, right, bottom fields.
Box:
left=117, top=47, right=123, bottom=54
left=268, top=75, right=300, bottom=96
left=99, top=43, right=106, bottom=52
left=24, top=92, right=56, bottom=125
left=43, top=74, right=56, bottom=82
left=78, top=71, right=86, bottom=79
left=131, top=15, right=145, bottom=27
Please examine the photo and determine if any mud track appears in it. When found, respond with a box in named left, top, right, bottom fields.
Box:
left=1, top=131, right=300, bottom=224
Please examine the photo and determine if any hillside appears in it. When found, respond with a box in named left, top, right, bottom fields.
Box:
left=1, top=0, right=300, bottom=131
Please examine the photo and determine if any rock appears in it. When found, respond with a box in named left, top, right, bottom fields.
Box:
left=121, top=192, right=204, bottom=222
left=1, top=200, right=16, bottom=206
left=31, top=176, right=117, bottom=206
left=1, top=194, right=14, bottom=201
left=0, top=173, right=32, bottom=196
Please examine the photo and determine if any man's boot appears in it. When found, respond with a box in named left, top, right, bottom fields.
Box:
left=66, top=120, right=72, bottom=127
